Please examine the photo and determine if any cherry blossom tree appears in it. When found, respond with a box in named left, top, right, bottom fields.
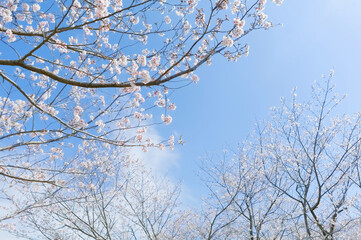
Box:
left=201, top=74, right=361, bottom=239
left=5, top=141, right=194, bottom=239
left=198, top=144, right=287, bottom=240
left=0, top=0, right=284, bottom=228
left=0, top=0, right=281, bottom=184
left=261, top=74, right=361, bottom=239
left=5, top=65, right=361, bottom=239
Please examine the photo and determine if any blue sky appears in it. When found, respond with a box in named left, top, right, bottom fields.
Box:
left=2, top=0, right=361, bottom=238
left=158, top=0, right=361, bottom=204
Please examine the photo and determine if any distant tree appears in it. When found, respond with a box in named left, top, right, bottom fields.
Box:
left=201, top=74, right=361, bottom=239
left=6, top=140, right=195, bottom=239
left=199, top=147, right=286, bottom=240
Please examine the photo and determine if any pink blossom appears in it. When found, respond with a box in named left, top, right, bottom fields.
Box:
left=7, top=2, right=17, bottom=11
left=148, top=55, right=160, bottom=70
left=169, top=135, right=175, bottom=144
left=263, top=21, right=272, bottom=28
left=95, top=120, right=105, bottom=128
left=114, top=0, right=123, bottom=8
left=5, top=29, right=16, bottom=43
left=137, top=127, right=147, bottom=134
left=73, top=106, right=83, bottom=115
left=244, top=44, right=250, bottom=57
left=130, top=16, right=139, bottom=25
left=191, top=74, right=199, bottom=83
left=156, top=99, right=166, bottom=107
left=83, top=25, right=92, bottom=35
left=136, top=134, right=143, bottom=142
left=139, top=70, right=152, bottom=84
left=32, top=3, right=41, bottom=12
left=233, top=18, right=245, bottom=28
left=222, top=35, right=234, bottom=47
left=216, top=0, right=229, bottom=9
left=271, top=0, right=283, bottom=5
left=1, top=8, right=13, bottom=23
left=22, top=3, right=30, bottom=11
left=26, top=26, right=34, bottom=32
left=233, top=26, right=244, bottom=38
left=121, top=117, right=130, bottom=124
left=119, top=55, right=128, bottom=67
left=164, top=16, right=171, bottom=24
left=134, top=111, right=143, bottom=119
left=183, top=21, right=192, bottom=34
left=137, top=55, right=147, bottom=66
left=161, top=114, right=172, bottom=125
left=257, top=12, right=268, bottom=24
left=73, top=0, right=81, bottom=8
left=16, top=13, right=26, bottom=21
left=167, top=103, right=176, bottom=111
left=94, top=0, right=110, bottom=18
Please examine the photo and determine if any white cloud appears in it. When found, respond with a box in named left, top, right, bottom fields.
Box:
left=126, top=126, right=203, bottom=210
left=128, top=126, right=179, bottom=175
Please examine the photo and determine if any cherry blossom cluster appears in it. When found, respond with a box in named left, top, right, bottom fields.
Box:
left=200, top=77, right=361, bottom=239
left=0, top=0, right=283, bottom=224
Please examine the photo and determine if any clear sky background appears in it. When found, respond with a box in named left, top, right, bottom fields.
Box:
left=3, top=0, right=361, bottom=239
left=160, top=0, right=361, bottom=206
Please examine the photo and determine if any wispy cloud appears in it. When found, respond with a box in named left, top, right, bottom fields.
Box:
left=128, top=126, right=180, bottom=175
